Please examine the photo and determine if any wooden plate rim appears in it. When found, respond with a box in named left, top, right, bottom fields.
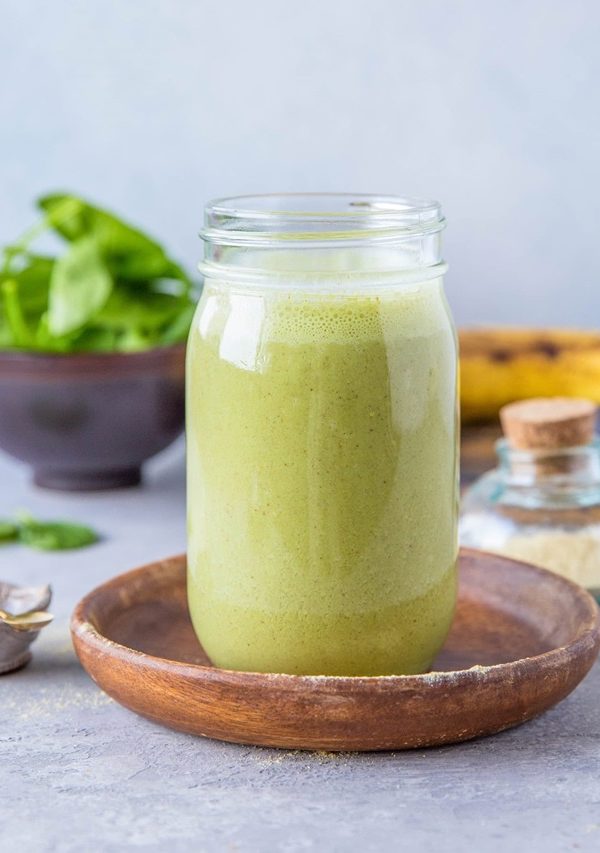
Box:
left=71, top=548, right=600, bottom=691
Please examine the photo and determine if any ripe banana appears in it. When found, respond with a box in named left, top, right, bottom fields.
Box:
left=459, top=328, right=600, bottom=424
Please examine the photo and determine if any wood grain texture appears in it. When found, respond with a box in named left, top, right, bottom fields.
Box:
left=71, top=550, right=600, bottom=751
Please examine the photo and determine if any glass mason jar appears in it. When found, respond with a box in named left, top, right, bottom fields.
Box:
left=187, top=194, right=459, bottom=676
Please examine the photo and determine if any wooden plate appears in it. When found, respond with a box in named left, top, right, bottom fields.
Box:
left=71, top=550, right=600, bottom=751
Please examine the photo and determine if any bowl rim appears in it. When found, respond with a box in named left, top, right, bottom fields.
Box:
left=0, top=342, right=186, bottom=376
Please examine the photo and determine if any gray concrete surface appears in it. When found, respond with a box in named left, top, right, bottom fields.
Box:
left=1, top=443, right=599, bottom=853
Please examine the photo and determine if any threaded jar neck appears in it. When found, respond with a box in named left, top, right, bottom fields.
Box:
left=199, top=194, right=447, bottom=284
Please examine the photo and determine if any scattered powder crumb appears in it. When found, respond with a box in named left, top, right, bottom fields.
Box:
left=4, top=685, right=113, bottom=720
left=253, top=749, right=353, bottom=767
left=312, top=750, right=353, bottom=763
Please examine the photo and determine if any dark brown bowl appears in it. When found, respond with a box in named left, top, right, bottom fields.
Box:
left=0, top=345, right=186, bottom=490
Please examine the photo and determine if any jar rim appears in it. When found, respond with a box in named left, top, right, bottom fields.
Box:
left=202, top=193, right=445, bottom=247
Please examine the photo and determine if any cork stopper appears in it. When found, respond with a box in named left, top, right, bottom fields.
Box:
left=500, top=397, right=597, bottom=450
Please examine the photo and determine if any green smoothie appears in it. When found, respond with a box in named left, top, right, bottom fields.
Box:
left=187, top=277, right=458, bottom=675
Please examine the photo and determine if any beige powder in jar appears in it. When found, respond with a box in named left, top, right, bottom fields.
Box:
left=499, top=528, right=600, bottom=590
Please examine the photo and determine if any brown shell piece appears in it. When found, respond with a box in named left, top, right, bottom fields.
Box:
left=500, top=397, right=597, bottom=450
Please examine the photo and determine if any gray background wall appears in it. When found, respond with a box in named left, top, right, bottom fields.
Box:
left=1, top=0, right=598, bottom=327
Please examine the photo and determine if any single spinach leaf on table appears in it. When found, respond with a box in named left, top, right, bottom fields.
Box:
left=17, top=516, right=99, bottom=551
left=0, top=520, right=19, bottom=542
left=48, top=236, right=113, bottom=336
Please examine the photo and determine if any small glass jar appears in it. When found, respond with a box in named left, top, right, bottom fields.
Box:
left=187, top=193, right=459, bottom=676
left=460, top=399, right=600, bottom=601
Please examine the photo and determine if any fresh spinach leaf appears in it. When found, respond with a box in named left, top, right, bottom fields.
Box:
left=159, top=301, right=196, bottom=345
left=0, top=256, right=54, bottom=348
left=97, top=288, right=183, bottom=331
left=1, top=192, right=198, bottom=353
left=0, top=255, right=52, bottom=319
left=48, top=237, right=113, bottom=336
left=0, top=513, right=98, bottom=550
left=0, top=324, right=12, bottom=348
left=33, top=313, right=76, bottom=353
left=67, top=326, right=119, bottom=352
left=38, top=194, right=191, bottom=287
left=0, top=520, right=19, bottom=542
left=35, top=195, right=91, bottom=243
left=1, top=279, right=32, bottom=347
left=115, top=327, right=154, bottom=352
left=17, top=515, right=99, bottom=551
